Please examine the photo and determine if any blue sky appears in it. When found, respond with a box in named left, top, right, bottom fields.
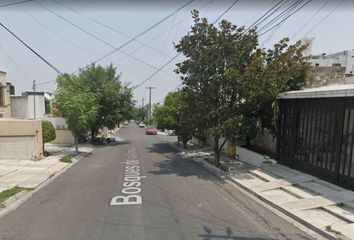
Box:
left=0, top=0, right=353, bottom=106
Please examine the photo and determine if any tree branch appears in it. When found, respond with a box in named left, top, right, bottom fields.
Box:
left=218, top=137, right=228, bottom=153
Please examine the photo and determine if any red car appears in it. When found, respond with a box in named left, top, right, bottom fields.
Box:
left=145, top=126, right=157, bottom=135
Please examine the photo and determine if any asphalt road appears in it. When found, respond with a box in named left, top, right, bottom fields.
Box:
left=0, top=124, right=315, bottom=240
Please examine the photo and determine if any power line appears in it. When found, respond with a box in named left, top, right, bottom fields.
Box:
left=260, top=1, right=300, bottom=47
left=291, top=0, right=330, bottom=39
left=133, top=0, right=240, bottom=90
left=51, top=0, right=174, bottom=59
left=0, top=0, right=32, bottom=8
left=259, top=0, right=304, bottom=46
left=259, top=0, right=312, bottom=37
left=257, top=0, right=302, bottom=33
left=89, top=0, right=195, bottom=66
left=242, top=0, right=287, bottom=34
left=0, top=43, right=31, bottom=81
left=20, top=5, right=102, bottom=57
left=302, top=0, right=345, bottom=37
left=0, top=21, right=62, bottom=74
left=118, top=0, right=212, bottom=64
left=35, top=1, right=176, bottom=77
left=212, top=0, right=240, bottom=24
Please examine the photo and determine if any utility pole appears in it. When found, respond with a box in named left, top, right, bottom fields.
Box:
left=142, top=97, right=145, bottom=121
left=32, top=80, right=36, bottom=119
left=146, top=87, right=155, bottom=119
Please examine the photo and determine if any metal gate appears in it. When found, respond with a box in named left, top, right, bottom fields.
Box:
left=277, top=97, right=354, bottom=190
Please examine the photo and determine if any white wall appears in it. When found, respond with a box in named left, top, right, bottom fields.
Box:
left=310, top=50, right=354, bottom=75
left=11, top=97, right=28, bottom=118
left=11, top=94, right=46, bottom=119
left=42, top=117, right=68, bottom=129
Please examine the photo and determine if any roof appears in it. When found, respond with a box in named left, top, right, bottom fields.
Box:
left=277, top=84, right=354, bottom=99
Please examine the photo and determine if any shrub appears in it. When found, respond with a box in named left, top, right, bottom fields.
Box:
left=42, top=120, right=56, bottom=144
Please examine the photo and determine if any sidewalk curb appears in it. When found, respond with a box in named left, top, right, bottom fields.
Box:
left=0, top=145, right=96, bottom=220
left=169, top=142, right=346, bottom=240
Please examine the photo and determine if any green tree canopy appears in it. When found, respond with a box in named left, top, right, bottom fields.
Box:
left=174, top=10, right=309, bottom=165
left=55, top=73, right=99, bottom=153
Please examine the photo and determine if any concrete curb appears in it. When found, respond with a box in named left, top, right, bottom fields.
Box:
left=0, top=145, right=96, bottom=220
left=169, top=142, right=347, bottom=240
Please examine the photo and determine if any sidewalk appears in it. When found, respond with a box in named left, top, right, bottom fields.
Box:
left=0, top=143, right=95, bottom=194
left=170, top=142, right=354, bottom=240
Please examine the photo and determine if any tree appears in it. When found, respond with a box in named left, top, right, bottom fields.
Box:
left=42, top=120, right=56, bottom=154
left=237, top=39, right=310, bottom=145
left=78, top=64, right=134, bottom=141
left=175, top=10, right=258, bottom=165
left=154, top=91, right=180, bottom=131
left=55, top=74, right=99, bottom=154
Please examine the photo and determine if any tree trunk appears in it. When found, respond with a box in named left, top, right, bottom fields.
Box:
left=182, top=139, right=188, bottom=149
left=214, top=136, right=220, bottom=166
left=245, top=134, right=252, bottom=148
left=91, top=128, right=95, bottom=143
left=75, top=136, right=79, bottom=155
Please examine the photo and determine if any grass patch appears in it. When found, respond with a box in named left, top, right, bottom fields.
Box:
left=0, top=187, right=32, bottom=208
left=60, top=155, right=72, bottom=163
left=325, top=225, right=342, bottom=235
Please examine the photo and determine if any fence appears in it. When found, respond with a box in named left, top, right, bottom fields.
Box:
left=277, top=97, right=354, bottom=190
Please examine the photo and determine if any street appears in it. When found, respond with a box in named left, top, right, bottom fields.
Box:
left=0, top=125, right=314, bottom=240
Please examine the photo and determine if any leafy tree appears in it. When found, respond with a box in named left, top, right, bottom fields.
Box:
left=42, top=120, right=56, bottom=153
left=78, top=64, right=134, bottom=140
left=237, top=39, right=310, bottom=145
left=175, top=10, right=258, bottom=165
left=154, top=92, right=180, bottom=131
left=131, top=108, right=147, bottom=122
left=55, top=74, right=99, bottom=153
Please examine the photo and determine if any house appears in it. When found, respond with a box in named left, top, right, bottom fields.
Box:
left=10, top=90, right=75, bottom=145
left=309, top=50, right=354, bottom=77
left=277, top=84, right=354, bottom=190
left=0, top=70, right=43, bottom=160
left=0, top=71, right=14, bottom=118
left=11, top=91, right=53, bottom=119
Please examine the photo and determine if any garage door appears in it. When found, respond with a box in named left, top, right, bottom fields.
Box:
left=0, top=136, right=36, bottom=160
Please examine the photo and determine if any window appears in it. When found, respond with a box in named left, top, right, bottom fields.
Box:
left=332, top=63, right=341, bottom=66
left=315, top=63, right=320, bottom=66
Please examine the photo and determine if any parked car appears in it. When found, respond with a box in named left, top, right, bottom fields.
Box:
left=123, top=121, right=129, bottom=125
left=145, top=126, right=157, bottom=135
left=139, top=122, right=146, bottom=128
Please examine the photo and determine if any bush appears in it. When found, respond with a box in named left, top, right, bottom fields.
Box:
left=42, top=120, right=56, bottom=144
left=60, top=155, right=72, bottom=163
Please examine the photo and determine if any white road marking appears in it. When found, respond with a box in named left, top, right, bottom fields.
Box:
left=110, top=148, right=145, bottom=206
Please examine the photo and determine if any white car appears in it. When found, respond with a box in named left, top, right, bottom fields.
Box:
left=139, top=123, right=146, bottom=128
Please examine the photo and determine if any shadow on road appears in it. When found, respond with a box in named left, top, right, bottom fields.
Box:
left=199, top=226, right=278, bottom=240
left=146, top=143, right=221, bottom=183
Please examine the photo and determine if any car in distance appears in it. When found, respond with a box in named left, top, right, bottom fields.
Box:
left=123, top=121, right=129, bottom=125
left=139, top=122, right=146, bottom=128
left=145, top=126, right=157, bottom=135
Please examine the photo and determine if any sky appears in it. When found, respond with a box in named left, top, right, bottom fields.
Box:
left=0, top=0, right=353, bottom=107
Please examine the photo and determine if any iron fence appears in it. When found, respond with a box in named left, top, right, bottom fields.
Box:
left=277, top=97, right=354, bottom=190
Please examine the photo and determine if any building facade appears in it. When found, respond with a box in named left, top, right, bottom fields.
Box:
left=0, top=71, right=12, bottom=118
left=277, top=84, right=354, bottom=190
left=310, top=50, right=354, bottom=76
left=11, top=92, right=52, bottom=119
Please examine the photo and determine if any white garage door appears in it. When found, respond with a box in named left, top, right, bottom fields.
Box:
left=0, top=136, right=36, bottom=160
